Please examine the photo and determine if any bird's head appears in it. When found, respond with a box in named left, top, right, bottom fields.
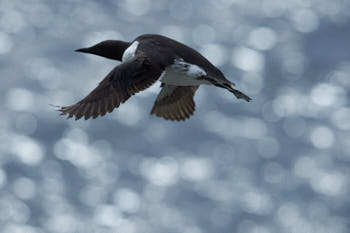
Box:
left=75, top=40, right=131, bottom=61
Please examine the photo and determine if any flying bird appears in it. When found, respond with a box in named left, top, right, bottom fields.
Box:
left=59, top=34, right=251, bottom=121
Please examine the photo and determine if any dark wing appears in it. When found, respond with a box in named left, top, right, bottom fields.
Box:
left=59, top=56, right=163, bottom=120
left=151, top=84, right=199, bottom=121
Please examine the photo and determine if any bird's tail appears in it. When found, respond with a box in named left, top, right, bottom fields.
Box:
left=208, top=79, right=252, bottom=102
left=227, top=86, right=252, bottom=102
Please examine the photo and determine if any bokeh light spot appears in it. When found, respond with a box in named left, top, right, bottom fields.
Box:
left=6, top=88, right=34, bottom=112
left=249, top=27, right=277, bottom=50
left=94, top=205, right=122, bottom=227
left=240, top=191, right=273, bottom=215
left=181, top=158, right=214, bottom=182
left=331, top=108, right=350, bottom=130
left=291, top=9, right=319, bottom=33
left=200, top=43, right=226, bottom=67
left=140, top=157, right=179, bottom=186
left=114, top=188, right=140, bottom=213
left=11, top=136, right=44, bottom=166
left=311, top=83, right=346, bottom=107
left=232, top=47, right=265, bottom=72
left=310, top=126, right=334, bottom=149
left=13, top=177, right=37, bottom=200
left=310, top=172, right=345, bottom=197
left=112, top=100, right=145, bottom=126
left=0, top=10, right=27, bottom=33
left=277, top=202, right=300, bottom=227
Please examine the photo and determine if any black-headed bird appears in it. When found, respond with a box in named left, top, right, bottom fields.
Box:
left=59, top=34, right=251, bottom=121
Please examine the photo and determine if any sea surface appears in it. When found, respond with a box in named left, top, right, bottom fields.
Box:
left=0, top=0, right=349, bottom=232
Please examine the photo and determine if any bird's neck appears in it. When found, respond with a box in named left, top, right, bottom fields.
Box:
left=102, top=41, right=131, bottom=61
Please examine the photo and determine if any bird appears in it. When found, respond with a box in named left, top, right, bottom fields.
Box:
left=59, top=34, right=251, bottom=121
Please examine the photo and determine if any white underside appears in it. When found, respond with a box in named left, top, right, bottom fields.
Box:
left=122, top=43, right=211, bottom=86
left=160, top=70, right=210, bottom=86
left=160, top=59, right=211, bottom=86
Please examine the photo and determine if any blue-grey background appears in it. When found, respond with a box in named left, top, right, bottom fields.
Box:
left=1, top=0, right=350, bottom=232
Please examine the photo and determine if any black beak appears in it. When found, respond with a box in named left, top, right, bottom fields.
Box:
left=75, top=47, right=91, bottom=53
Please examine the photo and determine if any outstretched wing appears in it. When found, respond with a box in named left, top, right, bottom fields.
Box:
left=151, top=84, right=199, bottom=121
left=59, top=56, right=163, bottom=120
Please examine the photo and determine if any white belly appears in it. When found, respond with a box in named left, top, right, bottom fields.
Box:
left=160, top=59, right=211, bottom=86
left=161, top=70, right=210, bottom=86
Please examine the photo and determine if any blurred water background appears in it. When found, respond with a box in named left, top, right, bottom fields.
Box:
left=1, top=0, right=350, bottom=232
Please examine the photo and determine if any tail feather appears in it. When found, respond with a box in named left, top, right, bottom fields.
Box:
left=208, top=79, right=252, bottom=102
left=227, top=87, right=252, bottom=102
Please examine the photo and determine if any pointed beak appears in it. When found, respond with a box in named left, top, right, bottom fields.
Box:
left=75, top=47, right=90, bottom=53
